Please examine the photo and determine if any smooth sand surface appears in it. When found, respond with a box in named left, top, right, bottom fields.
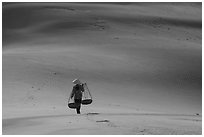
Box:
left=2, top=2, right=202, bottom=134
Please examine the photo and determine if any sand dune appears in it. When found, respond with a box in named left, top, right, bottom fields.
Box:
left=2, top=2, right=202, bottom=134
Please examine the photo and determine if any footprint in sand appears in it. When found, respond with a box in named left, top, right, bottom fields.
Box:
left=86, top=113, right=100, bottom=115
left=96, top=120, right=110, bottom=123
left=96, top=120, right=117, bottom=127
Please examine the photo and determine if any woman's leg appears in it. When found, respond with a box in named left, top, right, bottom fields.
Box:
left=76, top=105, right=81, bottom=114
left=75, top=99, right=81, bottom=114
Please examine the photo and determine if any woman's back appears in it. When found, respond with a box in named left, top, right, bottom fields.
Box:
left=72, top=84, right=84, bottom=99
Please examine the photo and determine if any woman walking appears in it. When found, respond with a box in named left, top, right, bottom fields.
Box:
left=70, top=79, right=85, bottom=114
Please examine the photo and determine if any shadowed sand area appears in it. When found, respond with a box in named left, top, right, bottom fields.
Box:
left=2, top=2, right=202, bottom=135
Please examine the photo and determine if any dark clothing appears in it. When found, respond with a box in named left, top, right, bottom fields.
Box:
left=74, top=99, right=82, bottom=104
left=75, top=99, right=82, bottom=114
left=71, top=84, right=84, bottom=99
left=70, top=84, right=84, bottom=114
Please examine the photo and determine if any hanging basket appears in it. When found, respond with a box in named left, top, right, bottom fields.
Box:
left=82, top=99, right=92, bottom=105
left=68, top=103, right=76, bottom=109
left=82, top=83, right=93, bottom=105
left=68, top=96, right=76, bottom=109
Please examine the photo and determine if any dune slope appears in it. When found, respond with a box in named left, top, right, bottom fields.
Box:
left=2, top=3, right=202, bottom=135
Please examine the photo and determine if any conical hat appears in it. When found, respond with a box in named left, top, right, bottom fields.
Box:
left=72, top=79, right=81, bottom=84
